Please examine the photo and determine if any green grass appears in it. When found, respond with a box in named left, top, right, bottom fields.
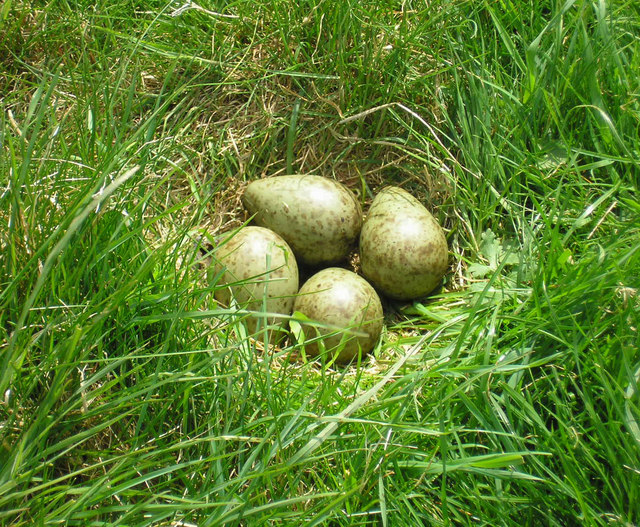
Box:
left=1, top=0, right=639, bottom=525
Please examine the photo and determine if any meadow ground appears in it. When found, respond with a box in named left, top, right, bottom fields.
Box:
left=1, top=0, right=639, bottom=525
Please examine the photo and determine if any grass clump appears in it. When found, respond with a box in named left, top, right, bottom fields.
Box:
left=1, top=0, right=639, bottom=525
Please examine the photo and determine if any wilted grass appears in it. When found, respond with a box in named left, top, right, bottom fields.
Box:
left=1, top=0, right=639, bottom=525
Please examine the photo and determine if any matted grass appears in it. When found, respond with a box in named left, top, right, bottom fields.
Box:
left=1, top=0, right=639, bottom=525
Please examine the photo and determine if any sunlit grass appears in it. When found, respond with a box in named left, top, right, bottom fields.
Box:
left=1, top=0, right=639, bottom=525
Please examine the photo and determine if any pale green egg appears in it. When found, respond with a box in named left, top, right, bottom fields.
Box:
left=360, top=187, right=448, bottom=300
left=292, top=267, right=383, bottom=363
left=211, top=226, right=299, bottom=334
left=242, top=175, right=363, bottom=266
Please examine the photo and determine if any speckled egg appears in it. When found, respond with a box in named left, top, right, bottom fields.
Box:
left=360, top=187, right=448, bottom=300
left=242, top=175, right=363, bottom=266
left=211, top=226, right=299, bottom=334
left=292, top=268, right=383, bottom=363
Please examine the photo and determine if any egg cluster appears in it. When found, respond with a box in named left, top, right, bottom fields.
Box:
left=211, top=175, right=448, bottom=363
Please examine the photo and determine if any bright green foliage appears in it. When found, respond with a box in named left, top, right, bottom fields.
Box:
left=1, top=0, right=638, bottom=525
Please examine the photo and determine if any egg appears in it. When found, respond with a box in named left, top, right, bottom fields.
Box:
left=292, top=268, right=383, bottom=363
left=242, top=175, right=363, bottom=266
left=211, top=226, right=299, bottom=334
left=359, top=187, right=448, bottom=300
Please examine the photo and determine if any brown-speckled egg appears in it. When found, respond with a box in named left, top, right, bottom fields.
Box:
left=211, top=226, right=299, bottom=334
left=360, top=187, right=448, bottom=300
left=242, top=175, right=363, bottom=266
left=292, top=268, right=383, bottom=363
